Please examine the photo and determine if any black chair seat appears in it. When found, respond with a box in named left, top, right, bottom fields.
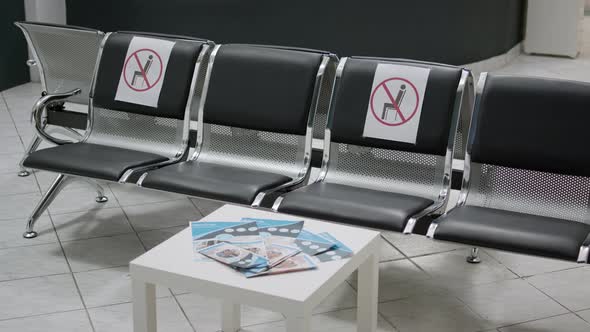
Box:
left=141, top=161, right=292, bottom=205
left=433, top=206, right=590, bottom=261
left=277, top=182, right=433, bottom=232
left=23, top=143, right=168, bottom=181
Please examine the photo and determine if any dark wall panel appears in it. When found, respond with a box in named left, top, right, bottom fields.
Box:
left=66, top=0, right=524, bottom=65
left=0, top=1, right=29, bottom=91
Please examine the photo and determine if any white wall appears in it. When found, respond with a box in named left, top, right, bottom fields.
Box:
left=23, top=0, right=66, bottom=82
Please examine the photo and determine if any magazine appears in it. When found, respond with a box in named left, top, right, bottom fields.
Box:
left=240, top=254, right=317, bottom=278
left=190, top=220, right=260, bottom=260
left=199, top=242, right=269, bottom=269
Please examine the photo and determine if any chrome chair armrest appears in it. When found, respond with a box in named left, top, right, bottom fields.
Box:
left=251, top=175, right=308, bottom=208
left=32, top=88, right=82, bottom=146
left=403, top=199, right=446, bottom=235
left=123, top=157, right=185, bottom=184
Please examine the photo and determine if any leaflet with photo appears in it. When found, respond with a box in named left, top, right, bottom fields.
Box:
left=190, top=220, right=259, bottom=260
left=240, top=254, right=317, bottom=278
left=199, top=242, right=269, bottom=269
left=264, top=240, right=301, bottom=267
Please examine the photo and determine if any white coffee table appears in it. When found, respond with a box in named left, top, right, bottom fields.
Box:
left=130, top=205, right=381, bottom=332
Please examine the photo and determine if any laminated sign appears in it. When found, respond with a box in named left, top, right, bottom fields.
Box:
left=114, top=36, right=175, bottom=107
left=362, top=63, right=430, bottom=144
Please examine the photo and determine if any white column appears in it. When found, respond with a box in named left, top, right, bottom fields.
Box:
left=23, top=0, right=67, bottom=82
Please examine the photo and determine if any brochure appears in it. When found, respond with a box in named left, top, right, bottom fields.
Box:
left=264, top=240, right=301, bottom=267
left=313, top=232, right=354, bottom=263
left=190, top=220, right=260, bottom=260
left=241, top=254, right=317, bottom=278
left=241, top=218, right=304, bottom=238
left=199, top=242, right=269, bottom=269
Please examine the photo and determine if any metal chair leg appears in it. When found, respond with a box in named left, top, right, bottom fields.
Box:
left=23, top=174, right=69, bottom=238
left=79, top=178, right=108, bottom=203
left=18, top=134, right=43, bottom=177
left=466, top=247, right=482, bottom=264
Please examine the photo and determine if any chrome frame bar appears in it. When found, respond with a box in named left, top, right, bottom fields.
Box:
left=251, top=54, right=338, bottom=207
left=426, top=72, right=488, bottom=239
left=120, top=42, right=214, bottom=183
left=403, top=69, right=472, bottom=234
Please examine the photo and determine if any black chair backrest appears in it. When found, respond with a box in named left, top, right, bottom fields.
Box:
left=203, top=44, right=329, bottom=135
left=93, top=31, right=208, bottom=120
left=330, top=57, right=463, bottom=156
left=470, top=74, right=590, bottom=177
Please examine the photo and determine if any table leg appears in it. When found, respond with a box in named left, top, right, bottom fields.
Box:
left=286, top=314, right=311, bottom=332
left=221, top=301, right=241, bottom=332
left=357, top=251, right=379, bottom=332
left=132, top=280, right=157, bottom=332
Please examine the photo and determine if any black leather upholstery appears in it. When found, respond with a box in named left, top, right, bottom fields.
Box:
left=434, top=206, right=590, bottom=261
left=203, top=44, right=325, bottom=135
left=93, top=32, right=207, bottom=120
left=471, top=74, right=590, bottom=177
left=141, top=162, right=292, bottom=205
left=277, top=182, right=433, bottom=232
left=23, top=143, right=168, bottom=181
left=330, top=57, right=462, bottom=156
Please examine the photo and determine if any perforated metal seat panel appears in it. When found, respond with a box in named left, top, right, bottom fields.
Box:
left=465, top=163, right=590, bottom=224
left=86, top=107, right=185, bottom=160
left=16, top=22, right=103, bottom=104
left=323, top=142, right=445, bottom=201
left=196, top=124, right=306, bottom=179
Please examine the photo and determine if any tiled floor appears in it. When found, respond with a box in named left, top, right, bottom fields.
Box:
left=3, top=22, right=590, bottom=332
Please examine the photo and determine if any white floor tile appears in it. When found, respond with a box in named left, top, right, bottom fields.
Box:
left=0, top=274, right=83, bottom=320
left=485, top=249, right=580, bottom=277
left=122, top=199, right=200, bottom=232
left=243, top=308, right=397, bottom=331
left=498, top=313, right=590, bottom=332
left=176, top=292, right=284, bottom=330
left=349, top=259, right=429, bottom=286
left=0, top=310, right=93, bottom=332
left=34, top=171, right=97, bottom=193
left=74, top=266, right=171, bottom=308
left=527, top=267, right=590, bottom=311
left=0, top=153, right=23, bottom=173
left=0, top=192, right=45, bottom=220
left=88, top=297, right=193, bottom=332
left=0, top=243, right=69, bottom=281
left=382, top=231, right=465, bottom=258
left=190, top=197, right=224, bottom=216
left=0, top=123, right=18, bottom=138
left=411, top=250, right=517, bottom=290
left=0, top=172, right=39, bottom=196
left=61, top=233, right=145, bottom=272
left=379, top=294, right=491, bottom=332
left=0, top=216, right=57, bottom=248
left=51, top=207, right=133, bottom=241
left=137, top=226, right=185, bottom=250
left=453, top=279, right=568, bottom=328
left=0, top=136, right=24, bottom=154
left=379, top=236, right=404, bottom=262
left=109, top=183, right=185, bottom=207
left=47, top=186, right=118, bottom=215
left=314, top=281, right=357, bottom=314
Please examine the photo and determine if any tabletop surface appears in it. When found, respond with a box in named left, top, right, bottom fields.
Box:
left=131, top=205, right=381, bottom=302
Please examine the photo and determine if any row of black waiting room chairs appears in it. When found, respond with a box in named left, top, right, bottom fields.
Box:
left=15, top=22, right=590, bottom=267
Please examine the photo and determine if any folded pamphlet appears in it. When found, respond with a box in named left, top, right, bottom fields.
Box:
left=199, top=242, right=269, bottom=269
